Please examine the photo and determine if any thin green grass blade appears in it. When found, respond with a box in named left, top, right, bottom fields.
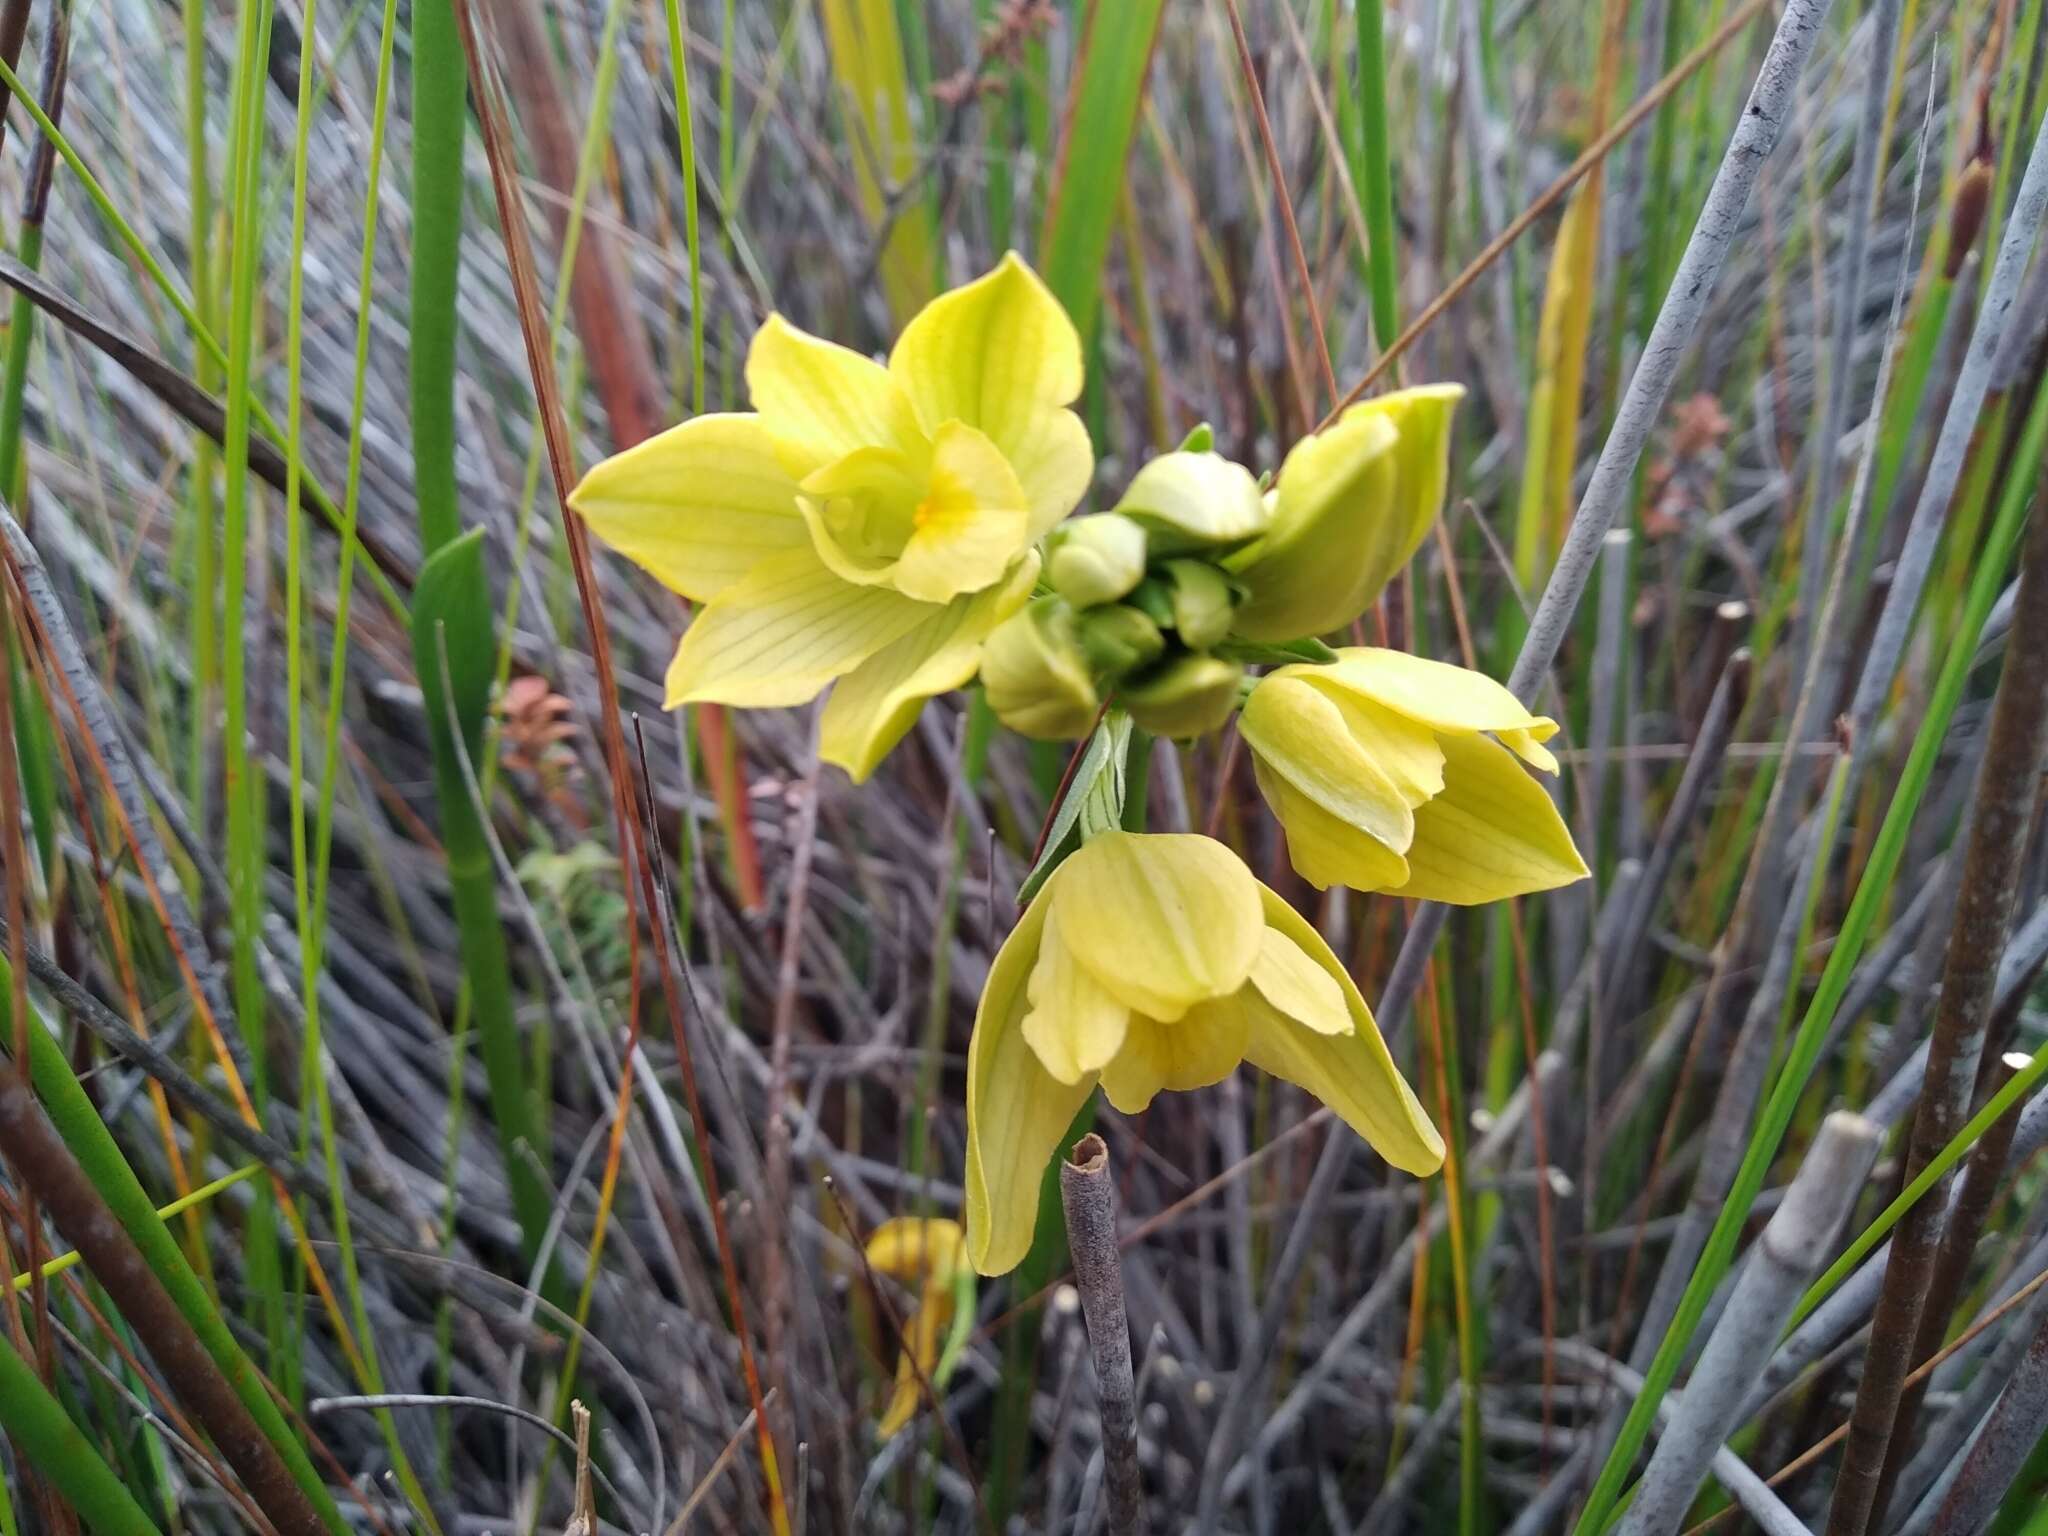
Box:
left=1037, top=0, right=1167, bottom=343
left=1353, top=0, right=1400, bottom=348
left=0, top=1328, right=162, bottom=1536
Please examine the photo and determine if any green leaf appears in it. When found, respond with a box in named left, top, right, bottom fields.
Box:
left=1037, top=0, right=1168, bottom=344
left=0, top=1331, right=163, bottom=1536
left=1017, top=710, right=1132, bottom=905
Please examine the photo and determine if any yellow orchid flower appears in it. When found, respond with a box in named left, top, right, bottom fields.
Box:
left=1240, top=648, right=1588, bottom=903
left=863, top=1217, right=971, bottom=1439
left=567, top=253, right=1093, bottom=781
left=1225, top=385, right=1464, bottom=641
left=964, top=831, right=1443, bottom=1275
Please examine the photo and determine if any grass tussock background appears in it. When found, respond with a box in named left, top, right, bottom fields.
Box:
left=0, top=0, right=2047, bottom=1533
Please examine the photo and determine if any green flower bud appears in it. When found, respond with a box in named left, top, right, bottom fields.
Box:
left=1111, top=451, right=1268, bottom=553
left=980, top=597, right=1100, bottom=741
left=1119, top=654, right=1244, bottom=739
left=1126, top=575, right=1176, bottom=629
left=1046, top=513, right=1147, bottom=608
left=1162, top=559, right=1236, bottom=651
left=1225, top=385, right=1464, bottom=641
left=1076, top=604, right=1166, bottom=679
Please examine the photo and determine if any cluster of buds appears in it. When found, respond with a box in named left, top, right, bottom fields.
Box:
left=980, top=387, right=1465, bottom=741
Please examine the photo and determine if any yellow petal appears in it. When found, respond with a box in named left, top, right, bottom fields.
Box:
left=1021, top=905, right=1130, bottom=1084
left=1252, top=758, right=1411, bottom=893
left=568, top=414, right=807, bottom=603
left=1247, top=925, right=1351, bottom=1036
left=890, top=422, right=1032, bottom=603
left=1241, top=886, right=1444, bottom=1175
left=1315, top=648, right=1561, bottom=769
left=875, top=1286, right=958, bottom=1440
left=747, top=313, right=926, bottom=477
left=1224, top=406, right=1400, bottom=641
left=865, top=1217, right=966, bottom=1283
left=1372, top=382, right=1464, bottom=561
left=1109, top=451, right=1268, bottom=551
left=664, top=547, right=936, bottom=709
left=964, top=892, right=1095, bottom=1276
left=819, top=553, right=1039, bottom=782
left=798, top=445, right=926, bottom=588
left=1098, top=997, right=1251, bottom=1115
left=1054, top=832, right=1264, bottom=1021
left=1239, top=675, right=1418, bottom=850
left=1390, top=731, right=1590, bottom=904
left=887, top=252, right=1093, bottom=536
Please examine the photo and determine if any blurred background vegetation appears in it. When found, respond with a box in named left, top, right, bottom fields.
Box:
left=0, top=0, right=2046, bottom=1532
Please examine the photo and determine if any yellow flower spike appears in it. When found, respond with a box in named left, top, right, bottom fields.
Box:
left=1244, top=647, right=1588, bottom=902
left=965, top=832, right=1441, bottom=1275
left=1226, top=384, right=1464, bottom=641
left=568, top=253, right=1091, bottom=782
left=862, top=1218, right=970, bottom=1441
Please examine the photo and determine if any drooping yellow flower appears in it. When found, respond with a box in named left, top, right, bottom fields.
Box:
left=1240, top=648, right=1587, bottom=903
left=567, top=253, right=1092, bottom=781
left=1225, top=385, right=1464, bottom=641
left=863, top=1217, right=971, bottom=1439
left=965, top=831, right=1443, bottom=1275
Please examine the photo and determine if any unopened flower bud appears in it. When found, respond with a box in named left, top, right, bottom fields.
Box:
left=1047, top=513, right=1146, bottom=608
left=1119, top=654, right=1243, bottom=739
left=1226, top=386, right=1464, bottom=641
left=1163, top=559, right=1236, bottom=651
left=980, top=597, right=1100, bottom=740
left=1111, top=451, right=1267, bottom=553
left=1076, top=604, right=1166, bottom=680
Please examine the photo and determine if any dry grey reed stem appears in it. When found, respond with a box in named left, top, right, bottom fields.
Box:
left=1061, top=1133, right=1143, bottom=1536
left=1374, top=0, right=1834, bottom=1033
left=1598, top=63, right=1941, bottom=1481
left=1617, top=1112, right=1878, bottom=1536
left=1825, top=475, right=2048, bottom=1536
left=1792, top=0, right=1901, bottom=689
left=1927, top=1307, right=2048, bottom=1536
left=1197, top=5, right=1832, bottom=1522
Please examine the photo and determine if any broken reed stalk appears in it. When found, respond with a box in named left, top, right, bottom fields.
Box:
left=1827, top=480, right=2048, bottom=1536
left=0, top=1058, right=325, bottom=1536
left=1618, top=1112, right=1878, bottom=1536
left=1060, top=1133, right=1142, bottom=1535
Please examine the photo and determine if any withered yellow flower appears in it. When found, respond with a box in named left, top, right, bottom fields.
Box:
left=965, top=831, right=1443, bottom=1275
left=567, top=253, right=1091, bottom=781
left=1241, top=648, right=1587, bottom=902
left=862, top=1217, right=971, bottom=1440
